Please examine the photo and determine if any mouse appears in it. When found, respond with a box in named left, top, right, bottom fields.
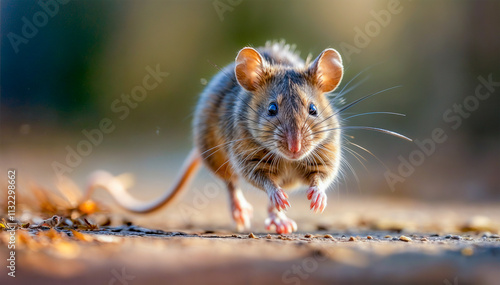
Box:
left=84, top=41, right=347, bottom=234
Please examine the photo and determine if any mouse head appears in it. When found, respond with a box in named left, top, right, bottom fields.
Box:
left=235, top=47, right=343, bottom=161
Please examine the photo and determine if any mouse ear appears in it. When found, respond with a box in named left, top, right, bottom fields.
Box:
left=309, top=48, right=343, bottom=93
left=235, top=47, right=266, bottom=91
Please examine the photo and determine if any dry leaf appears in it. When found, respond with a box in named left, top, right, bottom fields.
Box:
left=70, top=230, right=94, bottom=242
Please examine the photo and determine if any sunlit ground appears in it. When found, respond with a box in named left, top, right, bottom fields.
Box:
left=1, top=141, right=499, bottom=285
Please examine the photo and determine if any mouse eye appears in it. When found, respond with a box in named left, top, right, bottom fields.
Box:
left=268, top=102, right=278, bottom=116
left=309, top=103, right=318, bottom=116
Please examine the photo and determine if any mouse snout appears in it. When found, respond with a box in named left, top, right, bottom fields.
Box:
left=286, top=131, right=302, bottom=154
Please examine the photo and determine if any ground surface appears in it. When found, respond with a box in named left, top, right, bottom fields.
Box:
left=1, top=194, right=500, bottom=285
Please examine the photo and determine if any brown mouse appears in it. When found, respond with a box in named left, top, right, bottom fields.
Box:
left=85, top=41, right=348, bottom=234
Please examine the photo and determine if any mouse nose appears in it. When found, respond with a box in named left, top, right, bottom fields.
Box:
left=286, top=132, right=302, bottom=154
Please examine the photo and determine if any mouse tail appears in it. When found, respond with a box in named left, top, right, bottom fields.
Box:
left=82, top=148, right=202, bottom=213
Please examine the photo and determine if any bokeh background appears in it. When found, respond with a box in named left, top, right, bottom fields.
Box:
left=2, top=0, right=500, bottom=211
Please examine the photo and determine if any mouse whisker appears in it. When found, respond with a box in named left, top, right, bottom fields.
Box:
left=267, top=151, right=279, bottom=177
left=213, top=158, right=233, bottom=176
left=249, top=151, right=274, bottom=176
left=225, top=145, right=268, bottom=177
left=246, top=128, right=275, bottom=135
left=339, top=155, right=361, bottom=194
left=312, top=126, right=412, bottom=142
left=335, top=65, right=372, bottom=97
left=342, top=111, right=406, bottom=120
left=242, top=99, right=282, bottom=131
left=343, top=146, right=370, bottom=175
left=306, top=110, right=405, bottom=138
left=201, top=138, right=255, bottom=160
left=310, top=86, right=402, bottom=132
left=234, top=146, right=267, bottom=171
left=332, top=62, right=384, bottom=99
left=334, top=75, right=371, bottom=99
left=309, top=150, right=325, bottom=174
left=313, top=144, right=337, bottom=169
left=345, top=140, right=390, bottom=171
left=240, top=112, right=286, bottom=139
left=335, top=86, right=402, bottom=115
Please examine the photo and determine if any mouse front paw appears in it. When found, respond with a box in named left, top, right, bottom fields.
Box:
left=306, top=186, right=327, bottom=213
left=268, top=188, right=290, bottom=211
left=265, top=211, right=297, bottom=234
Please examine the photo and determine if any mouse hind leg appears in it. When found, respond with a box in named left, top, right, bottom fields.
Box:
left=196, top=136, right=253, bottom=232
left=227, top=181, right=253, bottom=232
left=265, top=204, right=297, bottom=234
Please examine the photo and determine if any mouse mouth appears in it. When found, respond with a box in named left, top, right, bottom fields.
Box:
left=279, top=146, right=310, bottom=161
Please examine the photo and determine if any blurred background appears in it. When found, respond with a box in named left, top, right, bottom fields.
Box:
left=1, top=0, right=499, bottom=211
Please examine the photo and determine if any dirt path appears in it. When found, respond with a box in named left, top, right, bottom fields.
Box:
left=2, top=196, right=500, bottom=285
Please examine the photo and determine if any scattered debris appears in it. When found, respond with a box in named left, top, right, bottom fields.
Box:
left=316, top=225, right=329, bottom=231
left=460, top=216, right=499, bottom=233
left=399, top=235, right=412, bottom=242
left=461, top=247, right=474, bottom=256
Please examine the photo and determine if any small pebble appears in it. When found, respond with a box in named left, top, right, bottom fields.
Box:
left=461, top=247, right=474, bottom=256
left=450, top=235, right=462, bottom=240
left=367, top=235, right=373, bottom=240
left=248, top=233, right=258, bottom=239
left=392, top=237, right=398, bottom=241
left=348, top=236, right=356, bottom=241
left=481, top=232, right=492, bottom=238
left=445, top=234, right=452, bottom=239
left=231, top=234, right=238, bottom=238
left=266, top=234, right=272, bottom=239
left=420, top=237, right=428, bottom=242
left=304, top=234, right=313, bottom=238
left=316, top=225, right=328, bottom=231
left=399, top=235, right=412, bottom=242
left=384, top=235, right=392, bottom=238
left=324, top=234, right=334, bottom=239
left=490, top=234, right=500, bottom=238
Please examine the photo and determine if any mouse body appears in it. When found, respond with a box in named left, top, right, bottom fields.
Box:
left=85, top=41, right=345, bottom=234
left=193, top=41, right=343, bottom=233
